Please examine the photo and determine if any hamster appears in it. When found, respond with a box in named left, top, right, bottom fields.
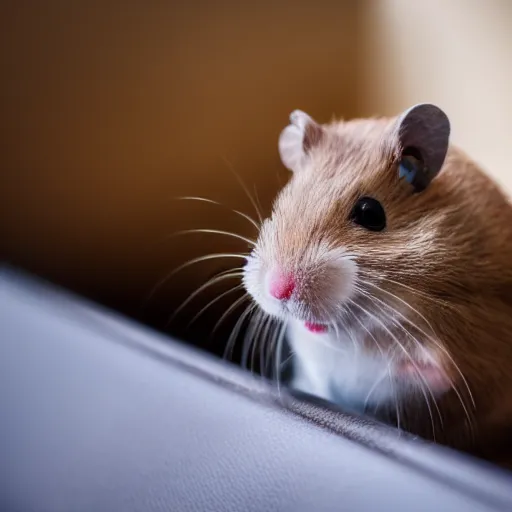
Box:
left=242, top=104, right=512, bottom=465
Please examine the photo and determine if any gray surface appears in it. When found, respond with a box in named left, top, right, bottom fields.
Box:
left=1, top=268, right=512, bottom=512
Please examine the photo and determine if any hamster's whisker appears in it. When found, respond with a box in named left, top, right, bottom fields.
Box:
left=360, top=279, right=438, bottom=334
left=306, top=312, right=354, bottom=357
left=223, top=302, right=257, bottom=362
left=164, top=228, right=256, bottom=248
left=251, top=314, right=272, bottom=374
left=363, top=368, right=390, bottom=410
left=174, top=196, right=260, bottom=231
left=147, top=253, right=248, bottom=303
left=278, top=351, right=294, bottom=372
left=241, top=308, right=266, bottom=371
left=357, top=284, right=438, bottom=350
left=359, top=279, right=476, bottom=410
left=223, top=302, right=256, bottom=362
left=251, top=314, right=270, bottom=374
left=274, top=319, right=289, bottom=396
left=254, top=314, right=273, bottom=376
left=377, top=276, right=449, bottom=307
left=338, top=304, right=359, bottom=353
left=258, top=314, right=278, bottom=380
left=211, top=292, right=251, bottom=338
left=349, top=298, right=440, bottom=440
left=221, top=157, right=264, bottom=224
left=252, top=185, right=264, bottom=222
left=267, top=318, right=287, bottom=380
left=165, top=228, right=256, bottom=247
left=187, top=283, right=245, bottom=328
left=331, top=317, right=344, bottom=351
left=263, top=316, right=279, bottom=377
left=389, top=361, right=402, bottom=435
left=168, top=270, right=244, bottom=326
left=259, top=316, right=278, bottom=379
left=261, top=319, right=276, bottom=379
left=259, top=317, right=270, bottom=378
left=343, top=303, right=385, bottom=359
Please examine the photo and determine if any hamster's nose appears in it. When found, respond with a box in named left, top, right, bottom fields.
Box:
left=268, top=271, right=295, bottom=301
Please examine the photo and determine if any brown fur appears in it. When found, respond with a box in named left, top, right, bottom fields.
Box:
left=270, top=113, right=512, bottom=463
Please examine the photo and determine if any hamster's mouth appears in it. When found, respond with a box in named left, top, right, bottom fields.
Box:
left=304, top=321, right=329, bottom=334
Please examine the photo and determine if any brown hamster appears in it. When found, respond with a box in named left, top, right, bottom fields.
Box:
left=242, top=104, right=512, bottom=466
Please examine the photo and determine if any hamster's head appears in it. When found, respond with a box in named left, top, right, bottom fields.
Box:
left=243, top=103, right=484, bottom=394
left=244, top=104, right=451, bottom=329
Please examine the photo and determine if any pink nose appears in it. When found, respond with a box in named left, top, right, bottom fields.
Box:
left=269, top=272, right=295, bottom=301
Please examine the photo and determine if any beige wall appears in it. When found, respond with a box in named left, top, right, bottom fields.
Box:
left=360, top=0, right=512, bottom=193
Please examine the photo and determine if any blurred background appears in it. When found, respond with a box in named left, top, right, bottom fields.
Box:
left=1, top=1, right=511, bottom=362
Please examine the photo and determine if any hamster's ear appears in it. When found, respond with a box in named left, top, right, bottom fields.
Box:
left=395, top=103, right=451, bottom=193
left=278, top=110, right=324, bottom=172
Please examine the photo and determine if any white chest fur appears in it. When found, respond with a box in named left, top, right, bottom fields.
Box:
left=286, top=319, right=397, bottom=413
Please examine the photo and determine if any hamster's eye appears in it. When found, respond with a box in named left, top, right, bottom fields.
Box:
left=350, top=197, right=386, bottom=232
